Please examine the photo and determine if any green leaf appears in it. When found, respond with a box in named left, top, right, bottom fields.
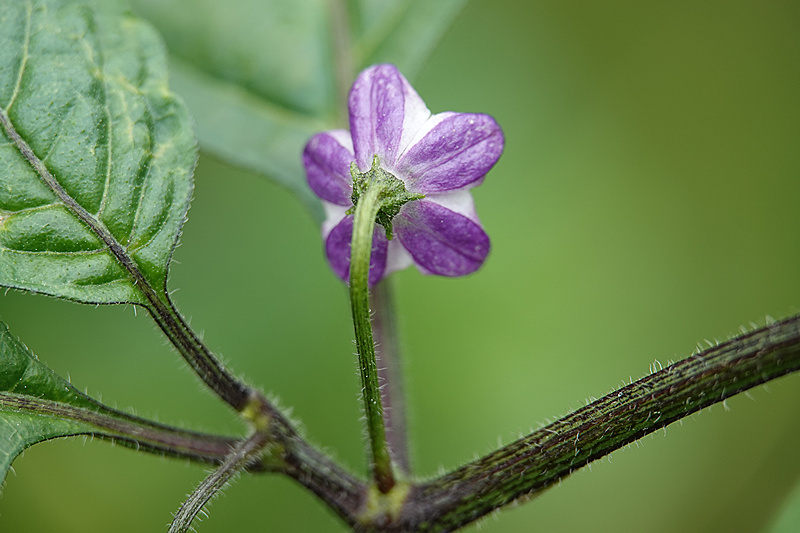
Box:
left=0, top=322, right=104, bottom=486
left=0, top=0, right=196, bottom=304
left=127, top=0, right=467, bottom=219
left=0, top=319, right=238, bottom=492
left=168, top=57, right=326, bottom=219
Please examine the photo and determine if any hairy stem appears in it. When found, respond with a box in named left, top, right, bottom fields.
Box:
left=350, top=183, right=395, bottom=494
left=392, top=314, right=800, bottom=532
left=0, top=390, right=369, bottom=526
left=0, top=393, right=237, bottom=464
left=371, top=280, right=410, bottom=474
left=147, top=296, right=251, bottom=411
left=169, top=432, right=267, bottom=533
left=274, top=417, right=368, bottom=528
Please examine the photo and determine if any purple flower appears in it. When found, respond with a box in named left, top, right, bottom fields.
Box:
left=303, top=64, right=504, bottom=286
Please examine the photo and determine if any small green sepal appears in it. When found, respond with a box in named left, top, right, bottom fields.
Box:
left=348, top=156, right=424, bottom=240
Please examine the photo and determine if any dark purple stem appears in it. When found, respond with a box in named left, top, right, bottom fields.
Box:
left=391, top=314, right=800, bottom=532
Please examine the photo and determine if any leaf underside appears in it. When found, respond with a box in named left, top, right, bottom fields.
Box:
left=0, top=0, right=196, bottom=304
left=127, top=0, right=468, bottom=220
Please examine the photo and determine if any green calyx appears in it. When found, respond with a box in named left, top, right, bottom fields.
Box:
left=348, top=156, right=424, bottom=240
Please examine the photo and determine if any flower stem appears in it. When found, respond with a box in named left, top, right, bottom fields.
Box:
left=349, top=182, right=396, bottom=494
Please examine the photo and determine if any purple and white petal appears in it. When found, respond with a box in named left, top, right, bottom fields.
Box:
left=349, top=64, right=430, bottom=172
left=394, top=199, right=490, bottom=277
left=325, top=214, right=389, bottom=286
left=422, top=189, right=479, bottom=223
left=395, top=74, right=431, bottom=163
left=384, top=238, right=415, bottom=277
left=303, top=130, right=355, bottom=206
left=321, top=202, right=350, bottom=239
left=397, top=113, right=503, bottom=194
left=304, top=63, right=502, bottom=284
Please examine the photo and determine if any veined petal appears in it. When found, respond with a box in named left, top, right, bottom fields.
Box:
left=303, top=130, right=355, bottom=206
left=349, top=64, right=430, bottom=172
left=395, top=199, right=490, bottom=277
left=325, top=214, right=389, bottom=286
left=398, top=113, right=503, bottom=194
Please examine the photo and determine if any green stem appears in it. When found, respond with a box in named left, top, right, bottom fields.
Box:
left=350, top=182, right=395, bottom=494
left=371, top=280, right=410, bottom=473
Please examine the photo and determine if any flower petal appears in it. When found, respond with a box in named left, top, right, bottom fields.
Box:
left=394, top=199, right=490, bottom=276
left=397, top=113, right=503, bottom=194
left=325, top=214, right=389, bottom=286
left=385, top=238, right=414, bottom=277
left=349, top=64, right=430, bottom=172
left=303, top=130, right=355, bottom=206
left=422, top=189, right=479, bottom=222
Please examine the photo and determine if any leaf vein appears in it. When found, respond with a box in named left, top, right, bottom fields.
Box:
left=3, top=0, right=32, bottom=113
left=126, top=105, right=157, bottom=252
left=97, top=39, right=114, bottom=222
left=39, top=100, right=77, bottom=164
left=0, top=106, right=152, bottom=303
left=0, top=246, right=107, bottom=256
left=2, top=201, right=62, bottom=216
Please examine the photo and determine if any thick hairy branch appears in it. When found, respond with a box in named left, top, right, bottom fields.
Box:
left=389, top=314, right=800, bottom=532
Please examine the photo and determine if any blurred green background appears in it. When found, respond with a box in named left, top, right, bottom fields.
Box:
left=2, top=0, right=800, bottom=531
